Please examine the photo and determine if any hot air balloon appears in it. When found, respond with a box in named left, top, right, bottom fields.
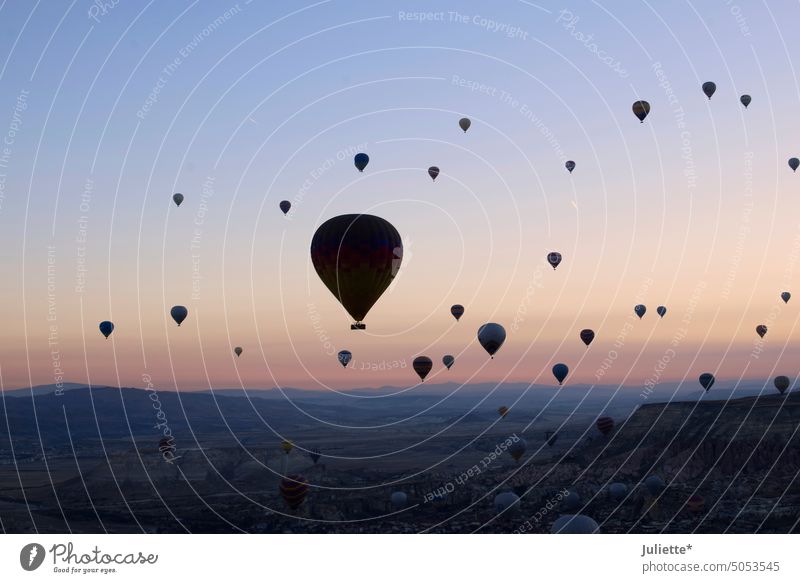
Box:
left=427, top=166, right=440, bottom=181
left=781, top=291, right=791, bottom=303
left=579, top=329, right=595, bottom=347
left=390, top=491, right=408, bottom=509
left=310, top=214, right=402, bottom=330
left=172, top=193, right=184, bottom=207
left=740, top=94, right=751, bottom=108
left=774, top=375, right=790, bottom=395
left=551, top=514, right=599, bottom=534
left=170, top=306, right=188, bottom=326
left=442, top=355, right=455, bottom=370
left=789, top=158, right=799, bottom=172
left=279, top=200, right=291, bottom=215
left=413, top=356, right=433, bottom=381
left=561, top=490, right=581, bottom=512
left=608, top=482, right=628, bottom=502
left=498, top=406, right=510, bottom=418
left=552, top=363, right=569, bottom=385
left=547, top=251, right=562, bottom=270
left=698, top=373, right=715, bottom=391
left=280, top=475, right=308, bottom=510
left=596, top=416, right=614, bottom=436
left=99, top=321, right=114, bottom=339
left=632, top=100, right=650, bottom=123
left=281, top=440, right=294, bottom=455
left=508, top=438, right=526, bottom=462
left=656, top=306, right=667, bottom=318
left=702, top=81, right=716, bottom=99
left=234, top=346, right=243, bottom=357
left=565, top=160, right=575, bottom=173
left=477, top=323, right=506, bottom=358
left=494, top=491, right=520, bottom=515
left=644, top=475, right=666, bottom=496
left=545, top=430, right=558, bottom=447
left=685, top=493, right=705, bottom=514
left=337, top=350, right=352, bottom=368
left=634, top=304, right=646, bottom=319
left=354, top=153, right=369, bottom=172
left=450, top=304, right=465, bottom=321
left=308, top=449, right=321, bottom=464
left=458, top=117, right=471, bottom=132
left=756, top=324, right=767, bottom=338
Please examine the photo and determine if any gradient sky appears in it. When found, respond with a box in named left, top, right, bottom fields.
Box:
left=2, top=1, right=800, bottom=391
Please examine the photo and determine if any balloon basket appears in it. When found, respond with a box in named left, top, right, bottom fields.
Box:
left=351, top=323, right=366, bottom=330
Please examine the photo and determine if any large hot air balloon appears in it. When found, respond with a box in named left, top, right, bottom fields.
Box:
left=442, top=355, right=455, bottom=370
left=494, top=491, right=520, bottom=515
left=756, top=324, right=767, bottom=338
left=450, top=304, right=465, bottom=321
left=685, top=493, right=705, bottom=514
left=551, top=514, right=599, bottom=534
left=508, top=438, right=526, bottom=462
left=413, top=356, right=433, bottom=381
left=656, top=306, right=667, bottom=318
left=170, top=306, right=188, bottom=326
left=632, top=100, right=650, bottom=123
left=781, top=291, right=791, bottom=303
left=698, top=373, right=715, bottom=391
left=702, top=81, right=716, bottom=99
left=172, top=193, right=184, bottom=207
left=280, top=475, right=308, bottom=510
left=740, top=94, right=751, bottom=108
left=337, top=350, right=352, bottom=368
left=580, top=329, right=595, bottom=347
left=234, top=346, right=243, bottom=357
left=644, top=475, right=666, bottom=496
left=608, top=482, right=628, bottom=502
left=458, top=117, right=471, bottom=132
left=477, top=323, right=506, bottom=358
left=310, top=214, right=402, bottom=330
left=547, top=252, right=562, bottom=270
left=774, top=375, right=790, bottom=395
left=634, top=304, right=646, bottom=319
left=428, top=166, right=440, bottom=181
left=789, top=158, right=799, bottom=172
left=498, top=406, right=510, bottom=418
left=552, top=363, right=569, bottom=385
left=279, top=200, right=291, bottom=215
left=99, top=321, right=114, bottom=339
left=390, top=491, right=408, bottom=509
left=565, top=160, right=575, bottom=174
left=596, top=416, right=614, bottom=436
left=354, top=153, right=369, bottom=172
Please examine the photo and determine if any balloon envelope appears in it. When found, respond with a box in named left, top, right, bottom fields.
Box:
left=279, top=200, right=291, bottom=215
left=450, top=304, right=465, bottom=321
left=413, top=356, right=433, bottom=381
left=634, top=304, right=646, bottom=319
left=390, top=491, right=408, bottom=509
left=508, top=438, right=526, bottom=462
left=644, top=475, right=666, bottom=496
left=477, top=323, right=506, bottom=357
left=498, top=406, right=509, bottom=418
left=280, top=475, right=308, bottom=510
left=458, top=117, right=471, bottom=132
left=337, top=350, right=352, bottom=368
left=596, top=416, right=614, bottom=435
left=281, top=440, right=293, bottom=454
left=789, top=158, right=799, bottom=172
left=774, top=375, right=790, bottom=394
left=427, top=166, right=440, bottom=181
left=442, top=355, right=455, bottom=370
left=310, top=214, right=402, bottom=329
left=170, top=306, right=188, bottom=326
left=740, top=94, right=751, bottom=108
left=547, top=251, right=562, bottom=269
left=561, top=490, right=581, bottom=511
left=699, top=373, right=715, bottom=391
left=565, top=160, right=575, bottom=173
left=551, top=514, right=599, bottom=534
left=354, top=153, right=369, bottom=172
left=172, top=193, right=184, bottom=207
left=632, top=100, right=650, bottom=122
left=656, top=306, right=667, bottom=318
left=99, top=321, right=114, bottom=338
left=234, top=346, right=243, bottom=357
left=702, top=81, right=716, bottom=99
left=579, top=329, right=595, bottom=346
left=781, top=291, right=791, bottom=303
left=494, top=491, right=520, bottom=515
left=756, top=324, right=767, bottom=338
left=552, top=363, right=569, bottom=385
left=608, top=482, right=628, bottom=501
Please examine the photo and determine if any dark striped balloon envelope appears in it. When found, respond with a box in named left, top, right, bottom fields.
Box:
left=280, top=475, right=309, bottom=511
left=596, top=416, right=614, bottom=436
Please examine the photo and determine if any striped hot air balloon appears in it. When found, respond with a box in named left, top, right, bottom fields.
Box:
left=596, top=416, right=614, bottom=436
left=685, top=493, right=705, bottom=514
left=280, top=475, right=309, bottom=511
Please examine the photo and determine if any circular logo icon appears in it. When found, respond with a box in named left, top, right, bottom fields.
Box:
left=20, top=543, right=46, bottom=571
